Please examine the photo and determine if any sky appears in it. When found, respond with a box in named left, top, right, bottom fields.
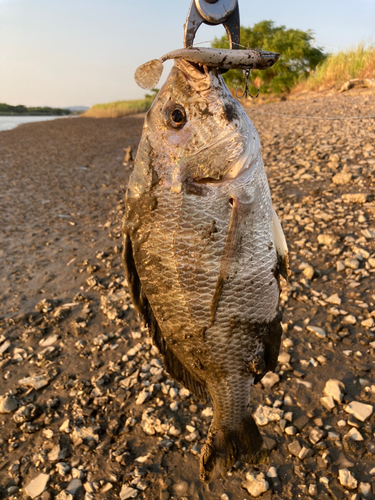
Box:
left=1, top=0, right=374, bottom=108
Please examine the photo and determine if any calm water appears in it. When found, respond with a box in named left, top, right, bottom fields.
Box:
left=0, top=115, right=66, bottom=132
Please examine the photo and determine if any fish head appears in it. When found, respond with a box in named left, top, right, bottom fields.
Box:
left=141, top=60, right=260, bottom=193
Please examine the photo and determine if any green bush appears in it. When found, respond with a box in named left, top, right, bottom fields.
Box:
left=212, top=20, right=327, bottom=94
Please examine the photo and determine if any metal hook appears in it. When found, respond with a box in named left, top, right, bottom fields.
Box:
left=235, top=69, right=260, bottom=99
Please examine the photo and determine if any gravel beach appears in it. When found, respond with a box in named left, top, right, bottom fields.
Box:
left=1, top=89, right=375, bottom=500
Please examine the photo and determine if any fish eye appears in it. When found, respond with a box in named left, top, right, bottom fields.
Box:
left=165, top=104, right=187, bottom=129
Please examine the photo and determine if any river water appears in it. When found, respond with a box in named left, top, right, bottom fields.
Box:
left=0, top=115, right=66, bottom=132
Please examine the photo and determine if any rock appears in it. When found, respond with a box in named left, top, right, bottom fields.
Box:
left=56, top=462, right=71, bottom=476
left=324, top=379, right=345, bottom=403
left=71, top=426, right=99, bottom=444
left=288, top=441, right=302, bottom=457
left=261, top=372, right=280, bottom=390
left=56, top=492, right=73, bottom=500
left=320, top=396, right=336, bottom=411
left=253, top=405, right=283, bottom=426
left=267, top=467, right=278, bottom=478
left=173, top=481, right=189, bottom=496
left=317, top=234, right=338, bottom=246
left=344, top=427, right=364, bottom=441
left=39, top=334, right=58, bottom=347
left=0, top=395, right=18, bottom=413
left=25, top=473, right=50, bottom=499
left=119, top=485, right=138, bottom=499
left=342, top=193, right=371, bottom=204
left=307, top=325, right=326, bottom=339
left=326, top=293, right=342, bottom=305
left=124, top=146, right=133, bottom=162
left=66, top=479, right=82, bottom=497
left=362, top=228, right=375, bottom=239
left=345, top=401, right=373, bottom=421
left=18, top=375, right=49, bottom=390
left=332, top=168, right=352, bottom=185
left=336, top=260, right=345, bottom=271
left=309, top=427, right=326, bottom=444
left=361, top=317, right=374, bottom=328
left=342, top=315, right=356, bottom=325
left=338, top=469, right=358, bottom=490
left=278, top=352, right=291, bottom=364
left=358, top=482, right=371, bottom=498
left=135, top=389, right=150, bottom=405
left=344, top=258, right=359, bottom=270
left=0, top=340, right=11, bottom=355
left=302, top=264, right=315, bottom=280
left=242, top=472, right=269, bottom=497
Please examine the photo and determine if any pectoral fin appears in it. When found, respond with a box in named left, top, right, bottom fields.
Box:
left=272, top=206, right=289, bottom=280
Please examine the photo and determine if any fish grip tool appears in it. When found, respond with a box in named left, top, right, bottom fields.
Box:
left=184, top=0, right=240, bottom=50
left=134, top=0, right=279, bottom=91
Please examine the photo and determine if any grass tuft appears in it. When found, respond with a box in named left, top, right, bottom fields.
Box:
left=297, top=41, right=375, bottom=92
left=82, top=98, right=153, bottom=118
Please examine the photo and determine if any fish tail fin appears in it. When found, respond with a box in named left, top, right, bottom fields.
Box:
left=199, top=415, right=268, bottom=482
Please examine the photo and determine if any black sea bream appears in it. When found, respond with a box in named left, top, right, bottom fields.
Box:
left=123, top=59, right=288, bottom=481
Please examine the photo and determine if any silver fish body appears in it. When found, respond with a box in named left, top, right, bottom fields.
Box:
left=123, top=60, right=288, bottom=481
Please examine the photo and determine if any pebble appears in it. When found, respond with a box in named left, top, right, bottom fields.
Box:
left=135, top=389, right=150, bottom=405
left=342, top=314, right=356, bottom=325
left=320, top=395, right=336, bottom=411
left=242, top=472, right=269, bottom=497
left=25, top=473, right=50, bottom=499
left=253, top=405, right=283, bottom=426
left=302, top=264, right=314, bottom=280
left=307, top=325, right=326, bottom=338
left=66, top=479, right=82, bottom=497
left=278, top=352, right=291, bottom=364
left=261, top=371, right=280, bottom=390
left=344, top=427, right=364, bottom=441
left=342, top=193, right=370, bottom=204
left=0, top=395, right=18, bottom=413
left=326, top=293, right=342, bottom=305
left=338, top=469, right=358, bottom=490
left=324, top=379, right=345, bottom=403
left=18, top=375, right=50, bottom=390
left=345, top=401, right=373, bottom=421
left=119, top=485, right=138, bottom=499
left=361, top=317, right=374, bottom=328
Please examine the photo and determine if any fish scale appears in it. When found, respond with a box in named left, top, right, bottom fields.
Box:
left=124, top=59, right=288, bottom=481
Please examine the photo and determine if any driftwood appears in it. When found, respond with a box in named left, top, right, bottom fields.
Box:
left=339, top=78, right=375, bottom=93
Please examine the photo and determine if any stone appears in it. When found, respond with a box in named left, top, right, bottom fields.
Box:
left=0, top=395, right=18, bottom=413
left=119, top=485, right=138, bottom=499
left=278, top=352, right=291, bottom=364
left=338, top=469, right=358, bottom=490
left=242, top=472, right=269, bottom=497
left=342, top=193, right=371, bottom=204
left=332, top=168, right=352, bottom=185
left=324, top=379, right=345, bottom=403
left=288, top=441, right=302, bottom=457
left=56, top=492, right=73, bottom=500
left=25, top=473, right=50, bottom=499
left=261, top=372, right=280, bottom=390
left=253, top=405, right=283, bottom=426
left=302, top=265, right=315, bottom=280
left=0, top=340, right=11, bottom=355
left=66, top=479, right=82, bottom=497
left=18, top=375, right=49, bottom=390
left=326, top=293, right=342, bottom=305
left=336, top=260, right=345, bottom=271
left=361, top=317, right=374, bottom=328
left=358, top=482, right=371, bottom=498
left=309, top=427, right=326, bottom=444
left=342, top=315, right=356, bottom=325
left=71, top=426, right=99, bottom=443
left=267, top=467, right=278, bottom=478
left=344, top=258, right=359, bottom=270
left=345, top=401, right=373, bottom=422
left=135, top=389, right=150, bottom=405
left=317, top=234, right=338, bottom=246
left=344, top=427, right=364, bottom=441
left=56, top=462, right=71, bottom=476
left=173, top=481, right=189, bottom=496
left=307, top=325, right=326, bottom=339
left=320, top=396, right=336, bottom=411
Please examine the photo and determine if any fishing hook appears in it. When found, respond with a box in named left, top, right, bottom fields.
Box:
left=235, top=69, right=260, bottom=99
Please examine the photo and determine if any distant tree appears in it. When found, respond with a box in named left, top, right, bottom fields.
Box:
left=212, top=20, right=327, bottom=94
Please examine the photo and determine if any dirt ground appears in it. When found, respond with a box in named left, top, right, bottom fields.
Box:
left=0, top=89, right=375, bottom=500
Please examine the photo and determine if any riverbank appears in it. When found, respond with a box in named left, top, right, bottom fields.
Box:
left=0, top=92, right=374, bottom=500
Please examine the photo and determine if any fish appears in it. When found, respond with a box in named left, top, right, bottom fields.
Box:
left=123, top=58, right=289, bottom=482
